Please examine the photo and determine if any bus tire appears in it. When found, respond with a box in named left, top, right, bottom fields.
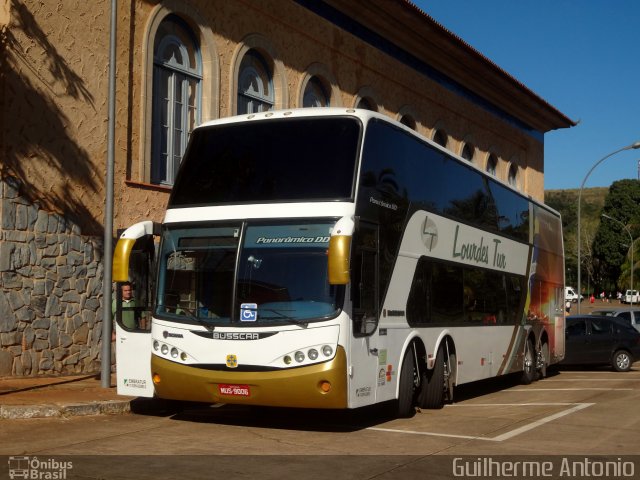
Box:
left=445, top=351, right=456, bottom=403
left=417, top=347, right=445, bottom=409
left=538, top=341, right=549, bottom=379
left=521, top=339, right=536, bottom=385
left=395, top=347, right=417, bottom=418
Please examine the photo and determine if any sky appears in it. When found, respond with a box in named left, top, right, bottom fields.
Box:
left=414, top=0, right=640, bottom=190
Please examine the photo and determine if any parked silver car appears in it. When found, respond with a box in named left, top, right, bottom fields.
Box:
left=590, top=307, right=640, bottom=333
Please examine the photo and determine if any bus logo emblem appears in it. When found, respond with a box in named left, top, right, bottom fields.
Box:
left=422, top=216, right=438, bottom=251
left=240, top=303, right=258, bottom=321
left=226, top=355, right=238, bottom=368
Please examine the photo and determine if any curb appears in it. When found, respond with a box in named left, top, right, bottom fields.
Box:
left=1, top=400, right=132, bottom=419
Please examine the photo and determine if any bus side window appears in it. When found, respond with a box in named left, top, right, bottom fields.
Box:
left=407, top=256, right=431, bottom=326
left=125, top=237, right=155, bottom=332
left=352, top=223, right=379, bottom=336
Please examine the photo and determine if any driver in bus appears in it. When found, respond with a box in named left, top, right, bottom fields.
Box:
left=112, top=282, right=141, bottom=337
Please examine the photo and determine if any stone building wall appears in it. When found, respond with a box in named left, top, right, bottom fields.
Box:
left=0, top=176, right=105, bottom=376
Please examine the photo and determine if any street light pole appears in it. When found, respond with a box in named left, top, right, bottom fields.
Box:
left=601, top=214, right=634, bottom=306
left=577, top=141, right=640, bottom=314
left=101, top=0, right=118, bottom=388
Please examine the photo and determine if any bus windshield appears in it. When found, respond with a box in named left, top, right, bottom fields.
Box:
left=168, top=116, right=361, bottom=207
left=156, top=222, right=342, bottom=325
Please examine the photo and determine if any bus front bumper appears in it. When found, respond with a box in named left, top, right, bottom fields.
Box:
left=151, top=346, right=348, bottom=409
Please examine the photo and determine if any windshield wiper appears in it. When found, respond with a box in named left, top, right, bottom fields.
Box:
left=258, top=308, right=308, bottom=328
left=179, top=307, right=216, bottom=331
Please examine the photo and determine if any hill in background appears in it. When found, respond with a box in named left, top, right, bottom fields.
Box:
left=545, top=187, right=608, bottom=287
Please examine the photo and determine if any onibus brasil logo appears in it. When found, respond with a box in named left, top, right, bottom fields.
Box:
left=8, top=456, right=73, bottom=479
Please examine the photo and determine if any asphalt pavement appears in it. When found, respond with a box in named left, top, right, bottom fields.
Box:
left=0, top=299, right=625, bottom=420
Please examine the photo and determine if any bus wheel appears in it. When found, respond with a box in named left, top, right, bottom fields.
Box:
left=537, top=341, right=549, bottom=379
left=444, top=351, right=456, bottom=403
left=417, top=347, right=445, bottom=409
left=521, top=339, right=536, bottom=385
left=395, top=347, right=417, bottom=418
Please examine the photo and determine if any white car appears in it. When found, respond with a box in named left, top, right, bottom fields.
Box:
left=565, top=287, right=581, bottom=303
left=623, top=290, right=639, bottom=304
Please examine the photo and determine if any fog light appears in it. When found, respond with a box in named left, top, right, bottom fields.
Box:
left=284, top=355, right=292, bottom=365
left=322, top=345, right=333, bottom=357
left=170, top=347, right=179, bottom=358
left=153, top=340, right=159, bottom=351
left=161, top=344, right=169, bottom=355
left=152, top=373, right=161, bottom=384
left=308, top=348, right=319, bottom=360
left=320, top=381, right=331, bottom=393
left=294, top=351, right=305, bottom=363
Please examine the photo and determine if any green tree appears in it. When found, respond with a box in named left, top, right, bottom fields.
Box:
left=593, top=179, right=640, bottom=291
left=546, top=187, right=607, bottom=293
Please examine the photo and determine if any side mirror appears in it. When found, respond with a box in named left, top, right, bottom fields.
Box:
left=327, top=216, right=355, bottom=285
left=113, top=221, right=159, bottom=282
left=328, top=235, right=351, bottom=285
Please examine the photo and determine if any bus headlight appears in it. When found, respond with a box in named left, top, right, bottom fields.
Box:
left=154, top=340, right=189, bottom=363
left=281, top=344, right=336, bottom=366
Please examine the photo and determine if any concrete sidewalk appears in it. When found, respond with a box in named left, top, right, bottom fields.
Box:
left=0, top=373, right=136, bottom=419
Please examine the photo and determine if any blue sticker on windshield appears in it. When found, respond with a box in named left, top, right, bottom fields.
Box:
left=240, top=303, right=258, bottom=322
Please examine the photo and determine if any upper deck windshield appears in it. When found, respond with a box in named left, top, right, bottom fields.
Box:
left=156, top=222, right=342, bottom=326
left=169, top=116, right=361, bottom=207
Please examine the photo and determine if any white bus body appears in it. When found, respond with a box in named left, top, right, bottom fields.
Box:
left=113, top=109, right=565, bottom=416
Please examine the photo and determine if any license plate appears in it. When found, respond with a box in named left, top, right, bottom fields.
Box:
left=218, top=384, right=250, bottom=396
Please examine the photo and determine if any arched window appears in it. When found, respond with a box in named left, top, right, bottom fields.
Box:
left=433, top=129, right=448, bottom=148
left=400, top=115, right=416, bottom=130
left=357, top=97, right=376, bottom=111
left=237, top=50, right=274, bottom=114
left=508, top=163, right=519, bottom=187
left=303, top=77, right=329, bottom=107
left=151, top=15, right=201, bottom=186
left=461, top=142, right=475, bottom=162
left=486, top=153, right=498, bottom=176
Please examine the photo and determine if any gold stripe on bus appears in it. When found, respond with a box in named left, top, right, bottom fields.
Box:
left=152, top=346, right=348, bottom=409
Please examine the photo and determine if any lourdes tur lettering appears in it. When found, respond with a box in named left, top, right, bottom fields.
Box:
left=452, top=225, right=507, bottom=269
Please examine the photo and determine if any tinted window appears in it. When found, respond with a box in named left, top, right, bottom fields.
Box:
left=407, top=256, right=525, bottom=326
left=616, top=311, right=632, bottom=322
left=566, top=319, right=586, bottom=337
left=359, top=119, right=529, bottom=241
left=170, top=117, right=361, bottom=206
left=591, top=318, right=613, bottom=335
left=351, top=223, right=379, bottom=337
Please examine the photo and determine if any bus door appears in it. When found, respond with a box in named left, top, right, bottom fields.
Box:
left=348, top=222, right=382, bottom=407
left=113, top=223, right=157, bottom=397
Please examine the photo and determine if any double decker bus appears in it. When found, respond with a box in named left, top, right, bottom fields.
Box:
left=113, top=108, right=564, bottom=417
